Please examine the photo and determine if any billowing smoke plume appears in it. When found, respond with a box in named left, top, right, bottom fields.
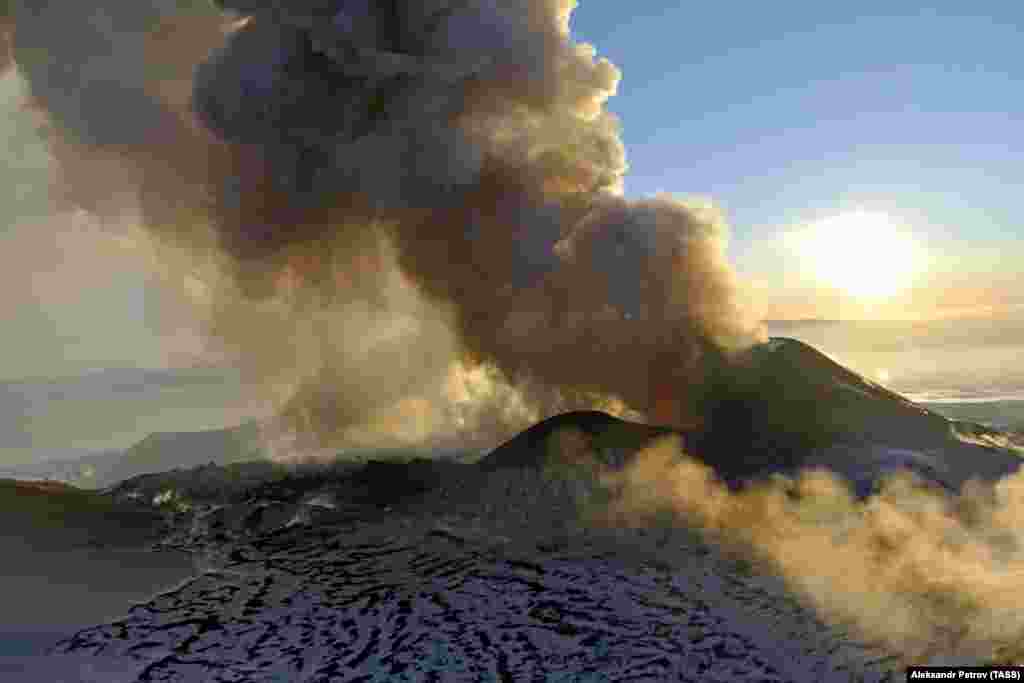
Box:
left=589, top=434, right=1024, bottom=666
left=2, top=0, right=761, bottom=451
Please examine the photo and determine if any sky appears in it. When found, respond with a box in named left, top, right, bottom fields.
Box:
left=569, top=2, right=1024, bottom=321
left=0, top=1, right=1022, bottom=383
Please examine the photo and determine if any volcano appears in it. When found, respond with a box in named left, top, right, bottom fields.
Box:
left=481, top=337, right=1023, bottom=498
left=23, top=338, right=1024, bottom=680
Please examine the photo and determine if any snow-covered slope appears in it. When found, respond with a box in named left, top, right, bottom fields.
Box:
left=39, top=461, right=903, bottom=682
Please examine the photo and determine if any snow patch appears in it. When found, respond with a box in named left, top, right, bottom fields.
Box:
left=152, top=489, right=174, bottom=505
left=303, top=493, right=337, bottom=509
left=955, top=429, right=1024, bottom=455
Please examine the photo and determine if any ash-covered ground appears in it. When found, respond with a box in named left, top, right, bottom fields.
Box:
left=23, top=441, right=907, bottom=683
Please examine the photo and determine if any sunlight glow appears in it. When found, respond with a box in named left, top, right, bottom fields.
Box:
left=791, top=210, right=923, bottom=299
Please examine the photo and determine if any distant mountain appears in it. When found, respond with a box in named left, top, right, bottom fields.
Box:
left=100, top=420, right=268, bottom=487
left=0, top=364, right=261, bottom=470
left=8, top=420, right=270, bottom=489
left=3, top=449, right=126, bottom=488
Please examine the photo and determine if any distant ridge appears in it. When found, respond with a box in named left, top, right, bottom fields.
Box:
left=19, top=420, right=271, bottom=490
left=112, top=420, right=265, bottom=478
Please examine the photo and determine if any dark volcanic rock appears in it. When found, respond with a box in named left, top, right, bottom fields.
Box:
left=106, top=460, right=291, bottom=506
left=343, top=458, right=447, bottom=505
left=0, top=478, right=169, bottom=550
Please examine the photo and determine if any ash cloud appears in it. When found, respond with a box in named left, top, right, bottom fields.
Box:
left=3, top=0, right=762, bottom=451
left=590, top=435, right=1024, bottom=666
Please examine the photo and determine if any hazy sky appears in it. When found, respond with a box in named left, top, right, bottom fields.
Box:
left=1, top=69, right=209, bottom=380
left=570, top=2, right=1024, bottom=321
left=1, top=2, right=1022, bottom=381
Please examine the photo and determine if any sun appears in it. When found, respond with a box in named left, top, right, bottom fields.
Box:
left=790, top=210, right=922, bottom=299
